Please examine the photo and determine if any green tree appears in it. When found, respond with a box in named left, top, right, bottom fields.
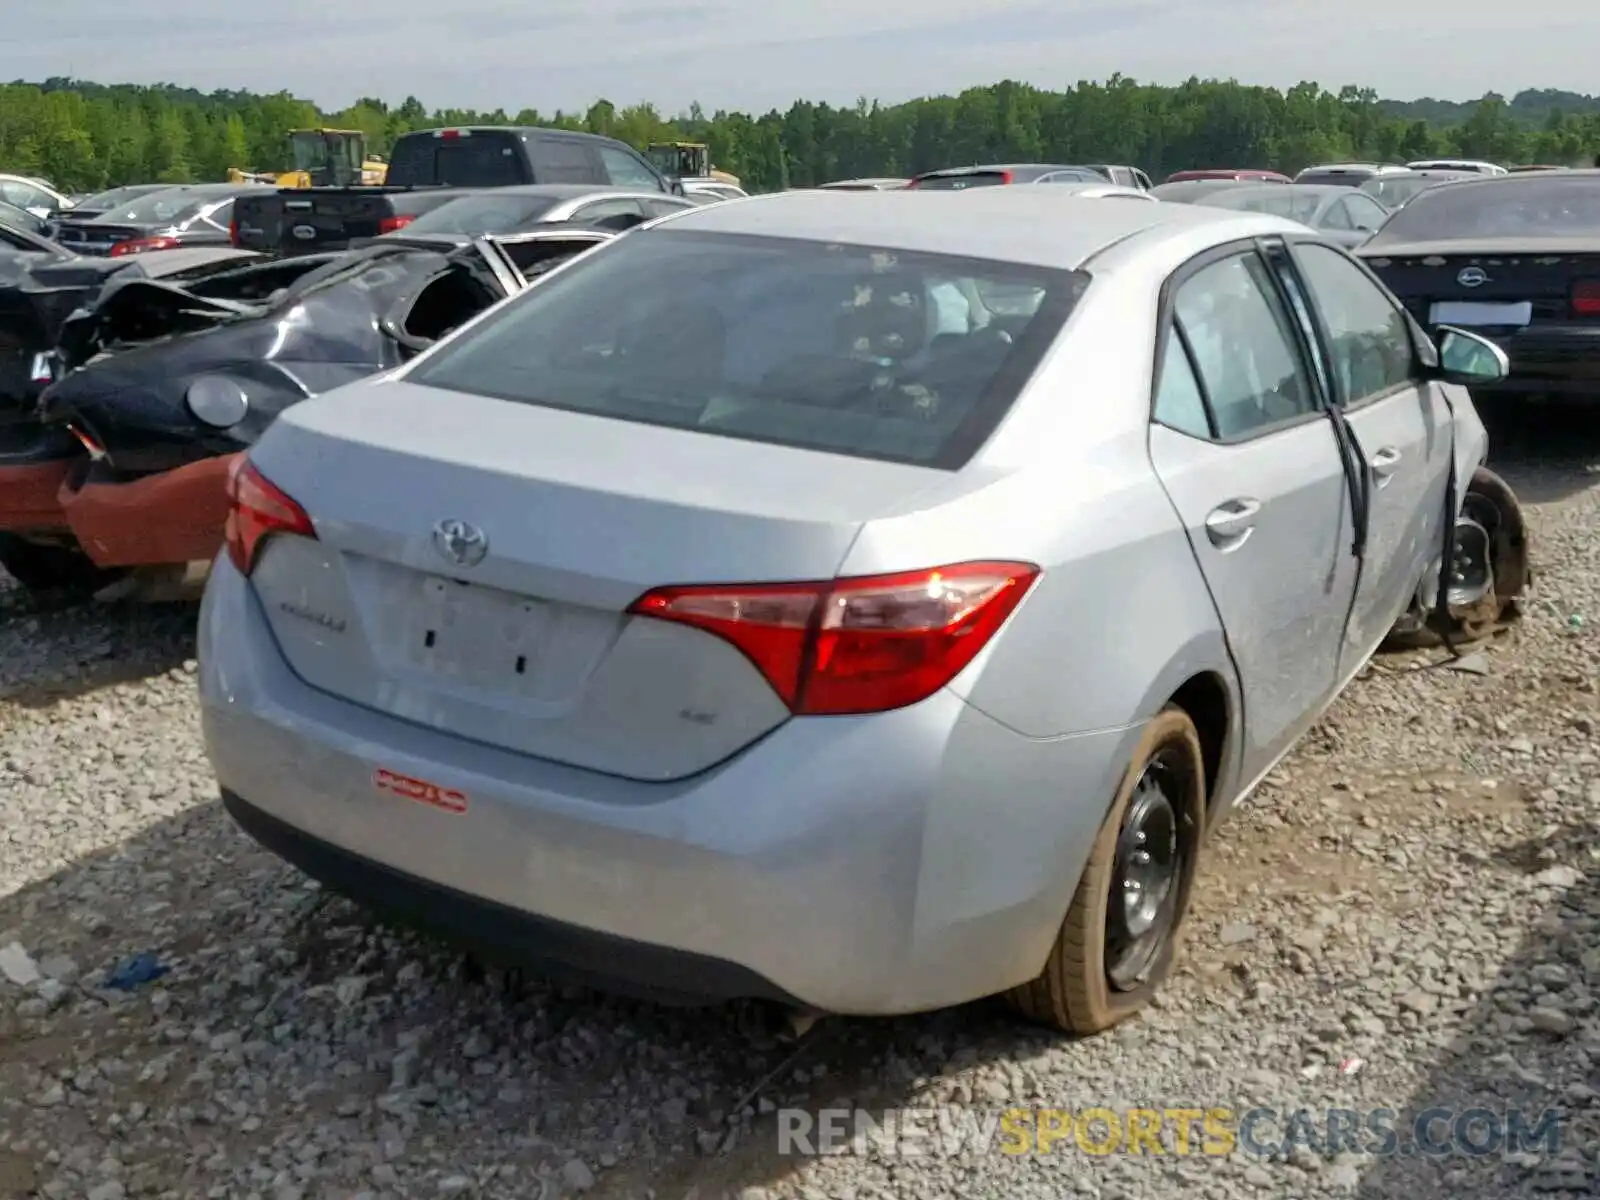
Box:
left=0, top=75, right=1588, bottom=193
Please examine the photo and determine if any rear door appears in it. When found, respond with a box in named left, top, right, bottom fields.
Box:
left=1276, top=239, right=1447, bottom=671
left=1147, top=244, right=1356, bottom=786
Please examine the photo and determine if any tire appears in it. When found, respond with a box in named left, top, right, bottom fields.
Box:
left=1383, top=465, right=1530, bottom=651
left=1005, top=706, right=1206, bottom=1035
left=0, top=533, right=117, bottom=597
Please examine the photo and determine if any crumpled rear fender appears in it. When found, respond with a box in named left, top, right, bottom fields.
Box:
left=61, top=453, right=242, bottom=568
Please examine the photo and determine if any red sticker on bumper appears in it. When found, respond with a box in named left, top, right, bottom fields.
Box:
left=373, top=768, right=468, bottom=814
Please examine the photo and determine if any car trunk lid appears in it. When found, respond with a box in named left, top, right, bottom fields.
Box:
left=244, top=378, right=950, bottom=780
left=1363, top=238, right=1600, bottom=328
left=53, top=222, right=144, bottom=256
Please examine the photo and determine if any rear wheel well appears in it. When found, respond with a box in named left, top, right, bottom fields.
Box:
left=1168, top=673, right=1228, bottom=808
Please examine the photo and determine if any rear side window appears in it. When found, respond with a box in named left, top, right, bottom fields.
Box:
left=644, top=197, right=695, bottom=217
left=1153, top=332, right=1211, bottom=438
left=197, top=200, right=233, bottom=230
left=597, top=145, right=664, bottom=190
left=387, top=133, right=530, bottom=187
left=409, top=229, right=1088, bottom=467
left=533, top=139, right=601, bottom=184
left=912, top=172, right=1011, bottom=190
left=1173, top=252, right=1319, bottom=438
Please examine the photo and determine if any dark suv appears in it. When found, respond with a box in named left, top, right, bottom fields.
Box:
left=234, top=126, right=678, bottom=255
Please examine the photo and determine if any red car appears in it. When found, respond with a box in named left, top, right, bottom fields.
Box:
left=1162, top=168, right=1291, bottom=184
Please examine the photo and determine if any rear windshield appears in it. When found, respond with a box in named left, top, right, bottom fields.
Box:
left=1150, top=180, right=1247, bottom=202
left=75, top=184, right=163, bottom=211
left=1295, top=172, right=1368, bottom=187
left=1204, top=188, right=1327, bottom=222
left=1373, top=176, right=1600, bottom=240
left=95, top=189, right=209, bottom=224
left=387, top=132, right=530, bottom=187
left=398, top=193, right=560, bottom=235
left=1360, top=176, right=1451, bottom=206
left=912, top=172, right=1011, bottom=190
left=408, top=229, right=1087, bottom=467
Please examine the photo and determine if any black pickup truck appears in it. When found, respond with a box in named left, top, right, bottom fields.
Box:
left=232, top=126, right=679, bottom=255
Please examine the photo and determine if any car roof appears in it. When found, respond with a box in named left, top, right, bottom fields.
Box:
left=651, top=188, right=1300, bottom=269
left=914, top=163, right=1089, bottom=176
left=819, top=178, right=908, bottom=188
left=1227, top=183, right=1347, bottom=199
left=1298, top=163, right=1405, bottom=176
left=433, top=184, right=660, bottom=200
left=1044, top=183, right=1155, bottom=199
left=1409, top=168, right=1600, bottom=191
left=393, top=125, right=627, bottom=145
left=138, top=183, right=275, bottom=197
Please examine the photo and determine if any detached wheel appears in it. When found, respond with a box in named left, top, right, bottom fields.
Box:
left=1006, top=707, right=1205, bottom=1035
left=1384, top=465, right=1530, bottom=651
left=0, top=534, right=117, bottom=597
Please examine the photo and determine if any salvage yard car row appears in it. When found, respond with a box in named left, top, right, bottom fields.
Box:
left=0, top=144, right=1585, bottom=1036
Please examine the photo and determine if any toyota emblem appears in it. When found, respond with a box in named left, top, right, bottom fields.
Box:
left=432, top=519, right=488, bottom=567
left=291, top=224, right=317, bottom=240
left=1457, top=266, right=1487, bottom=287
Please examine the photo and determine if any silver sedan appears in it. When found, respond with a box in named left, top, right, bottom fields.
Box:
left=199, top=189, right=1529, bottom=1034
left=1193, top=183, right=1393, bottom=247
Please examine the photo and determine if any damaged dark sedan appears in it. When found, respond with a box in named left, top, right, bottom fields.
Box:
left=0, top=228, right=615, bottom=596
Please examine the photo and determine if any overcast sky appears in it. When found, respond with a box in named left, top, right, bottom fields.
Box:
left=10, top=0, right=1597, bottom=115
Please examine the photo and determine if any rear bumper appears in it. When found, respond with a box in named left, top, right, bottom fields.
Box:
left=223, top=789, right=803, bottom=1005
left=0, top=447, right=239, bottom=566
left=198, top=555, right=1141, bottom=1015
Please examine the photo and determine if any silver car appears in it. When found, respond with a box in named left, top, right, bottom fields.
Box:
left=1194, top=183, right=1391, bottom=247
left=200, top=190, right=1528, bottom=1034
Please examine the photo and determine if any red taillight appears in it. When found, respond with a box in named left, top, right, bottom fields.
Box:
left=628, top=561, right=1039, bottom=715
left=378, top=215, right=414, bottom=233
left=433, top=128, right=465, bottom=139
left=109, top=236, right=179, bottom=257
left=224, top=458, right=315, bottom=576
left=228, top=219, right=239, bottom=245
left=1572, top=280, right=1600, bottom=316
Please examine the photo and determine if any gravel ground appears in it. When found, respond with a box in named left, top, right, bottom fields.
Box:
left=1, top=403, right=1598, bottom=1200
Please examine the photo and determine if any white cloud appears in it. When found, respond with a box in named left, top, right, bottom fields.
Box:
left=6, top=0, right=1597, bottom=114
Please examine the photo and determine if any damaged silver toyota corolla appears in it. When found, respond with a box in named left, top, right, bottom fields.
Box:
left=199, top=191, right=1528, bottom=1035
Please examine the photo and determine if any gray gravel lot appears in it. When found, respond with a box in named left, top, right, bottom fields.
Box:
left=1, top=402, right=1597, bottom=1200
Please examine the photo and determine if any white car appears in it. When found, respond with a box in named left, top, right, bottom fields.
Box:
left=0, top=174, right=74, bottom=220
left=1405, top=159, right=1507, bottom=176
left=1041, top=182, right=1158, bottom=201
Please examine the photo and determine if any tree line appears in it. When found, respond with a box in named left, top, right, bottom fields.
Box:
left=3, top=75, right=1598, bottom=195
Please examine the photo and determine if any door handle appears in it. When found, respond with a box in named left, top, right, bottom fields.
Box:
left=1369, top=446, right=1402, bottom=483
left=1204, top=498, right=1261, bottom=546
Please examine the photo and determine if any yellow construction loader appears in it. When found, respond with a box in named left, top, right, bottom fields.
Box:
left=227, top=129, right=388, bottom=188
left=646, top=141, right=739, bottom=188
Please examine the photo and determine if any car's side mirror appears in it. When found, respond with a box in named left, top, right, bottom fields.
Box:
left=1431, top=325, right=1509, bottom=384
